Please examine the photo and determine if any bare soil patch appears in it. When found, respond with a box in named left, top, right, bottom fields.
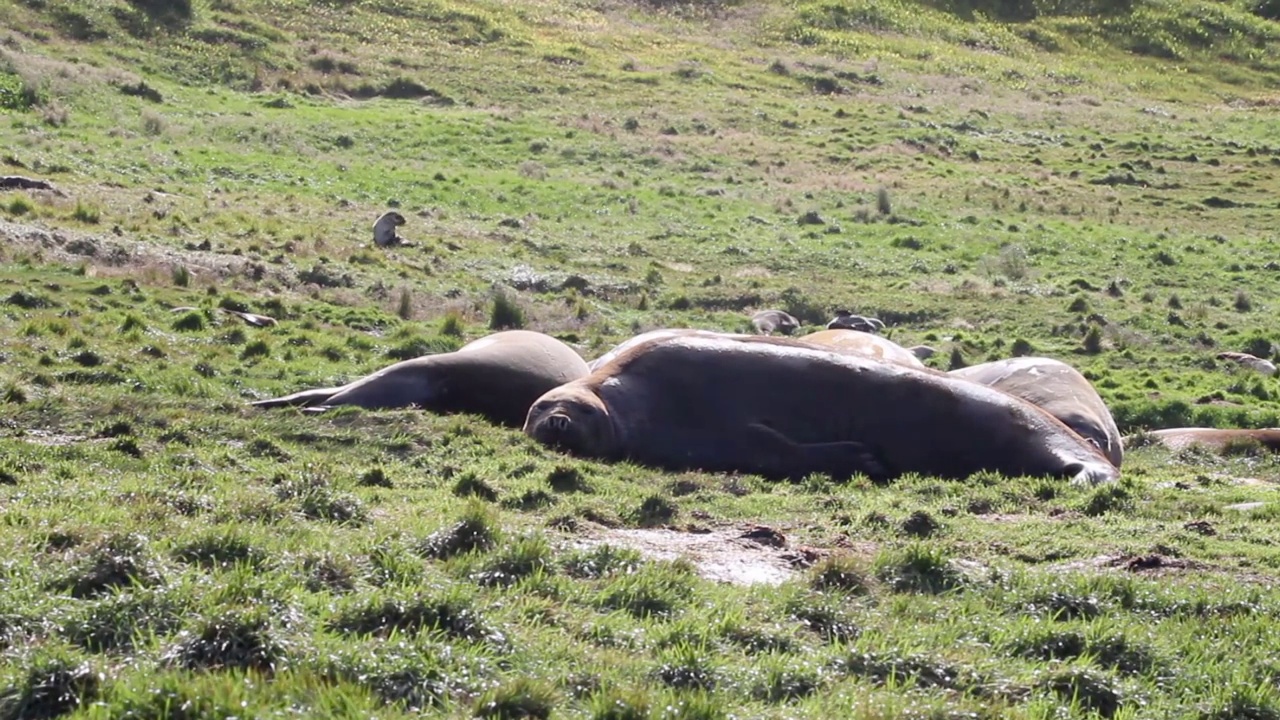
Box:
left=565, top=522, right=830, bottom=586
left=0, top=218, right=293, bottom=286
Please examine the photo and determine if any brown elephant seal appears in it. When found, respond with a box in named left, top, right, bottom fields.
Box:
left=586, top=328, right=738, bottom=372
left=1133, top=428, right=1280, bottom=454
left=949, top=357, right=1123, bottom=468
left=220, top=308, right=277, bottom=328
left=751, top=309, right=800, bottom=336
left=525, top=334, right=1119, bottom=485
left=252, top=330, right=589, bottom=427
left=827, top=310, right=884, bottom=333
left=798, top=329, right=928, bottom=370
left=1216, top=352, right=1278, bottom=377
left=373, top=211, right=407, bottom=247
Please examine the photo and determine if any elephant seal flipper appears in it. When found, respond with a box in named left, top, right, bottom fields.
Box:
left=250, top=386, right=344, bottom=409
left=747, top=423, right=889, bottom=481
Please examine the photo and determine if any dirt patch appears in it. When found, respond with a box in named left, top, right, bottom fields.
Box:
left=7, top=430, right=88, bottom=447
left=1050, top=553, right=1210, bottom=577
left=0, top=218, right=293, bottom=286
left=566, top=523, right=830, bottom=586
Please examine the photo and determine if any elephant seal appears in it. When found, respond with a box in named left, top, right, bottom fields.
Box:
left=373, top=211, right=407, bottom=247
left=798, top=329, right=928, bottom=370
left=586, top=328, right=737, bottom=372
left=949, top=357, right=1124, bottom=468
left=1134, top=428, right=1280, bottom=454
left=252, top=330, right=590, bottom=427
left=1217, top=352, right=1278, bottom=377
left=751, top=309, right=800, bottom=336
left=525, top=334, right=1119, bottom=485
left=220, top=308, right=277, bottom=328
left=827, top=310, right=884, bottom=333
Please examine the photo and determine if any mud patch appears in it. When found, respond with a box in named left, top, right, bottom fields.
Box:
left=1050, top=553, right=1209, bottom=577
left=567, top=523, right=829, bottom=586
left=0, top=219, right=292, bottom=285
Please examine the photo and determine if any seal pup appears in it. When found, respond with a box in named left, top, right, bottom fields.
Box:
left=1133, top=428, right=1280, bottom=454
left=950, top=357, right=1124, bottom=468
left=525, top=334, right=1119, bottom=485
left=1216, top=352, right=1278, bottom=377
left=827, top=310, right=884, bottom=333
left=252, top=329, right=590, bottom=427
left=373, top=211, right=408, bottom=248
left=798, top=329, right=928, bottom=370
left=751, top=309, right=800, bottom=336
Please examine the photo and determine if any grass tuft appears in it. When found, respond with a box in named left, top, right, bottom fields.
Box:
left=328, top=587, right=498, bottom=642
left=782, top=590, right=859, bottom=643
left=472, top=534, right=553, bottom=587
left=0, top=652, right=101, bottom=720
left=1037, top=667, right=1126, bottom=718
left=808, top=553, right=874, bottom=594
left=562, top=544, right=643, bottom=580
left=160, top=608, right=286, bottom=674
left=595, top=563, right=692, bottom=618
left=873, top=542, right=964, bottom=594
left=172, top=311, right=205, bottom=332
left=418, top=501, right=501, bottom=559
left=587, top=685, right=651, bottom=720
left=628, top=495, right=676, bottom=527
left=489, top=290, right=525, bottom=330
left=653, top=644, right=718, bottom=690
left=49, top=533, right=162, bottom=599
left=474, top=676, right=558, bottom=719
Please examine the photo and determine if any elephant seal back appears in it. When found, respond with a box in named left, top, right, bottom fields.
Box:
left=586, top=328, right=738, bottom=372
left=526, top=334, right=1118, bottom=485
left=949, top=356, right=1123, bottom=468
left=253, top=330, right=589, bottom=426
left=1137, top=427, right=1280, bottom=454
left=798, top=329, right=927, bottom=370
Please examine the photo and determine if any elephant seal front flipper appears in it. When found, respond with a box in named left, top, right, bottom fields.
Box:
left=746, top=423, right=888, bottom=481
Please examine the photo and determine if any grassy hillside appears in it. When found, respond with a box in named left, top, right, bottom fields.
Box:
left=3, top=0, right=1280, bottom=717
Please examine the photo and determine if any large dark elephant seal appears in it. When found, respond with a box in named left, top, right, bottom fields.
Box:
left=524, top=334, right=1119, bottom=485
left=751, top=309, right=800, bottom=336
left=252, top=330, right=590, bottom=427
left=1134, top=428, right=1280, bottom=454
left=949, top=357, right=1124, bottom=468
left=799, top=329, right=928, bottom=370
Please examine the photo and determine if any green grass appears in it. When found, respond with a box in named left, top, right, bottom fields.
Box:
left=2, top=0, right=1280, bottom=716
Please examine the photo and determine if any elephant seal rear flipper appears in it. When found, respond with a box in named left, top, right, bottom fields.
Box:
left=251, top=386, right=344, bottom=409
left=745, top=423, right=889, bottom=481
